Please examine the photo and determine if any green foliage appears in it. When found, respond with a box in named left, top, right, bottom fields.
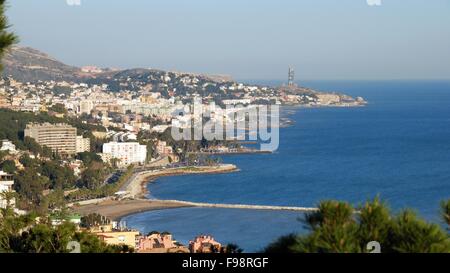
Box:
left=18, top=154, right=39, bottom=169
left=442, top=200, right=450, bottom=228
left=52, top=85, right=72, bottom=96
left=298, top=201, right=360, bottom=253
left=40, top=160, right=77, bottom=189
left=0, top=159, right=16, bottom=173
left=0, top=0, right=18, bottom=72
left=1, top=218, right=129, bottom=253
left=67, top=165, right=133, bottom=202
left=76, top=151, right=102, bottom=166
left=14, top=169, right=50, bottom=209
left=357, top=197, right=392, bottom=248
left=80, top=213, right=110, bottom=229
left=48, top=103, right=67, bottom=114
left=0, top=207, right=130, bottom=253
left=264, top=234, right=299, bottom=253
left=265, top=198, right=450, bottom=253
left=0, top=212, right=36, bottom=252
left=222, top=243, right=243, bottom=253
left=0, top=150, right=7, bottom=161
left=79, top=161, right=108, bottom=190
left=387, top=210, right=450, bottom=253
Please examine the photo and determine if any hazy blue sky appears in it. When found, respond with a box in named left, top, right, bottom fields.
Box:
left=6, top=0, right=450, bottom=80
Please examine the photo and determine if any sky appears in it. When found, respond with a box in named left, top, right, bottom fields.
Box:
left=6, top=0, right=450, bottom=81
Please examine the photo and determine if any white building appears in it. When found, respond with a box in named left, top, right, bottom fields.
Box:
left=0, top=139, right=17, bottom=154
left=0, top=171, right=15, bottom=209
left=79, top=100, right=94, bottom=114
left=102, top=142, right=147, bottom=166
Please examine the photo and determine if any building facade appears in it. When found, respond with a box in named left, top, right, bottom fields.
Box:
left=137, top=233, right=189, bottom=253
left=96, top=230, right=140, bottom=248
left=24, top=123, right=78, bottom=155
left=189, top=235, right=222, bottom=253
left=102, top=142, right=147, bottom=165
left=0, top=139, right=17, bottom=153
left=0, top=171, right=15, bottom=209
left=76, top=136, right=91, bottom=153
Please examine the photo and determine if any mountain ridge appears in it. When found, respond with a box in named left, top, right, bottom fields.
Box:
left=1, top=46, right=233, bottom=83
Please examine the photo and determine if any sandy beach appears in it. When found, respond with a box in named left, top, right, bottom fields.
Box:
left=73, top=199, right=192, bottom=220
left=72, top=164, right=239, bottom=219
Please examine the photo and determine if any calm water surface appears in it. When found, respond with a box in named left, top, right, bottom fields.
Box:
left=124, top=81, right=450, bottom=252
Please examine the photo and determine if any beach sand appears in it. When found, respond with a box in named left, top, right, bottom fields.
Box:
left=72, top=199, right=191, bottom=220
left=72, top=164, right=238, bottom=220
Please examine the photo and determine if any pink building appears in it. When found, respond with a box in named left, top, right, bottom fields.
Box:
left=156, top=141, right=173, bottom=155
left=189, top=235, right=222, bottom=253
left=137, top=232, right=189, bottom=253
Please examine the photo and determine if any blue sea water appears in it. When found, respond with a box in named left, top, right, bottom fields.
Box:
left=124, top=80, right=450, bottom=252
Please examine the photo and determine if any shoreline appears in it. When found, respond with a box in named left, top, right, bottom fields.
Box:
left=72, top=199, right=194, bottom=221
left=72, top=164, right=240, bottom=220
left=126, top=164, right=239, bottom=199
left=72, top=162, right=319, bottom=221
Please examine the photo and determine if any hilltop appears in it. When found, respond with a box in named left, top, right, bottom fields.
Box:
left=1, top=46, right=233, bottom=84
left=2, top=46, right=81, bottom=82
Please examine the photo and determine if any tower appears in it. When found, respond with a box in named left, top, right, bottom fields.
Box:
left=288, top=67, right=295, bottom=87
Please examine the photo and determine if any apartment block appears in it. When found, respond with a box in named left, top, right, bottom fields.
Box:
left=24, top=123, right=77, bottom=155
left=102, top=142, right=147, bottom=166
left=76, top=136, right=91, bottom=153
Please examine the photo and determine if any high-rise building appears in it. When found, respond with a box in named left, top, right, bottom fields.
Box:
left=24, top=123, right=77, bottom=155
left=102, top=142, right=147, bottom=166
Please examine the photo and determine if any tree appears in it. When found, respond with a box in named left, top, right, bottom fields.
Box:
left=79, top=161, right=107, bottom=190
left=14, top=170, right=50, bottom=209
left=387, top=210, right=449, bottom=253
left=265, top=198, right=450, bottom=253
left=221, top=243, right=243, bottom=253
left=40, top=161, right=76, bottom=189
left=264, top=234, right=299, bottom=253
left=442, top=200, right=450, bottom=229
left=0, top=159, right=16, bottom=173
left=23, top=137, right=43, bottom=156
left=76, top=152, right=102, bottom=166
left=18, top=154, right=40, bottom=169
left=0, top=212, right=35, bottom=252
left=0, top=0, right=18, bottom=71
left=80, top=213, right=110, bottom=229
left=48, top=103, right=67, bottom=114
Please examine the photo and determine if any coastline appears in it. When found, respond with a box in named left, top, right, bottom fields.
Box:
left=72, top=199, right=193, bottom=221
left=126, top=164, right=239, bottom=199
left=72, top=164, right=239, bottom=220
left=71, top=103, right=367, bottom=221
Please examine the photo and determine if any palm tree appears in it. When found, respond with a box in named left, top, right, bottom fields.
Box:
left=0, top=190, right=17, bottom=212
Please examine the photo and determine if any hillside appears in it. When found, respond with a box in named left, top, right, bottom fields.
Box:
left=1, top=46, right=233, bottom=84
left=2, top=46, right=82, bottom=82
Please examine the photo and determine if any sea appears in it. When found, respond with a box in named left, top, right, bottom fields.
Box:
left=123, top=80, right=450, bottom=252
